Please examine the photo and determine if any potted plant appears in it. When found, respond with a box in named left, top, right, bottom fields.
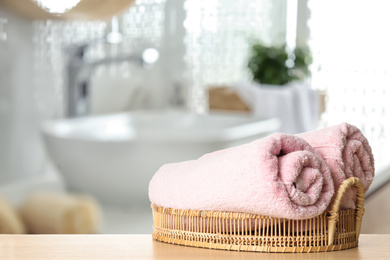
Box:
left=245, top=42, right=320, bottom=134
left=247, top=43, right=312, bottom=86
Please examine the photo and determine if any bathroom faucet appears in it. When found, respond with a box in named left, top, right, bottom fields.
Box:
left=66, top=43, right=159, bottom=118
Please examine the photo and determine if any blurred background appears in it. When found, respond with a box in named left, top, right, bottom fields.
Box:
left=0, top=0, right=389, bottom=234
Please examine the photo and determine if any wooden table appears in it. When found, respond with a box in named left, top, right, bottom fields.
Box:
left=0, top=234, right=389, bottom=259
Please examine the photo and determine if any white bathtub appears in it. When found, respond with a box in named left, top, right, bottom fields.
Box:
left=42, top=111, right=280, bottom=206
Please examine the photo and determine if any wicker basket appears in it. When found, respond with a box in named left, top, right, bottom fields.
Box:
left=152, top=177, right=365, bottom=253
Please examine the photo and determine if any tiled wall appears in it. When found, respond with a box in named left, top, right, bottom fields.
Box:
left=0, top=9, right=45, bottom=183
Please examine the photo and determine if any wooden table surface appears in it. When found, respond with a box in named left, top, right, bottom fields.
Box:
left=0, top=234, right=389, bottom=259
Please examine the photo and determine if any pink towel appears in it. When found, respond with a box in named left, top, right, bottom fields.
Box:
left=149, top=133, right=334, bottom=220
left=298, top=123, right=375, bottom=209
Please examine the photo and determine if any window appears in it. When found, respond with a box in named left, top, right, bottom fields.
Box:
left=308, top=0, right=390, bottom=165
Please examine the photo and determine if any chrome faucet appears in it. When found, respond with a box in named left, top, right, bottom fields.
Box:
left=66, top=43, right=159, bottom=118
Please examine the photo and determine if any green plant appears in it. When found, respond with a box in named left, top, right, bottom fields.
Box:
left=247, top=43, right=312, bottom=86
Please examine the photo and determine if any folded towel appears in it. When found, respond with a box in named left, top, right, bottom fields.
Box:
left=232, top=82, right=320, bottom=134
left=149, top=133, right=334, bottom=220
left=297, top=123, right=375, bottom=209
left=20, top=192, right=101, bottom=234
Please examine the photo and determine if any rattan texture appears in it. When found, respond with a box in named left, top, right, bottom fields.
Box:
left=152, top=177, right=365, bottom=253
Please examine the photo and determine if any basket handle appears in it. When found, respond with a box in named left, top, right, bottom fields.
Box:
left=327, top=177, right=365, bottom=245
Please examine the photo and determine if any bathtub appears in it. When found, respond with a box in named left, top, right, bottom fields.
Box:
left=42, top=111, right=280, bottom=206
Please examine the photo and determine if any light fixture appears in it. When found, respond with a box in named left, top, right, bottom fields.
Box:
left=32, top=0, right=81, bottom=14
left=0, top=0, right=136, bottom=20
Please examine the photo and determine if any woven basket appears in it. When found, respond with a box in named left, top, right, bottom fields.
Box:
left=152, top=177, right=365, bottom=253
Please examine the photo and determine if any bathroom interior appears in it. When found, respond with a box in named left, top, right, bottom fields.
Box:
left=0, top=0, right=390, bottom=235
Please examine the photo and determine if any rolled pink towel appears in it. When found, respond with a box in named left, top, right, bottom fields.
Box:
left=149, top=133, right=334, bottom=220
left=298, top=123, right=375, bottom=209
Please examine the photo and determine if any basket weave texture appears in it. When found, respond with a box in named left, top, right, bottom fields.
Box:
left=152, top=177, right=365, bottom=253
